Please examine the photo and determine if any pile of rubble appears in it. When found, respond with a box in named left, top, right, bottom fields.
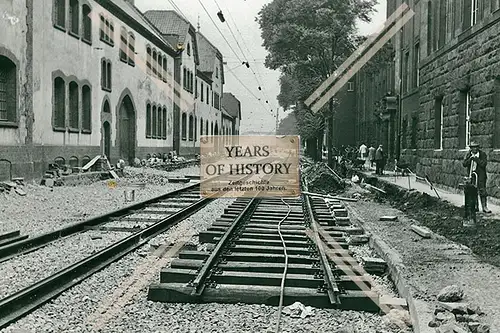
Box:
left=132, top=152, right=200, bottom=171
left=429, top=285, right=490, bottom=332
left=302, top=162, right=345, bottom=194
left=0, top=177, right=27, bottom=196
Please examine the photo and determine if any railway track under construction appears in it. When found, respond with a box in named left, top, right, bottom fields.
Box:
left=148, top=179, right=380, bottom=312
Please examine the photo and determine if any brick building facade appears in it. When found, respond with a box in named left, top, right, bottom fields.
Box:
left=356, top=0, right=500, bottom=198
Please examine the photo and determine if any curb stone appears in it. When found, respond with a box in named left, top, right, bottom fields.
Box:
left=345, top=203, right=435, bottom=333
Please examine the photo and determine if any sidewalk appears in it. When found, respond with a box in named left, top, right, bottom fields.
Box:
left=359, top=168, right=500, bottom=216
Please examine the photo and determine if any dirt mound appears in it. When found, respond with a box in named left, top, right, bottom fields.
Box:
left=302, top=162, right=345, bottom=195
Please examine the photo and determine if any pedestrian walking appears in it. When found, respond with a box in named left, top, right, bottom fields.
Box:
left=375, top=144, right=385, bottom=175
left=359, top=143, right=367, bottom=160
left=463, top=141, right=492, bottom=213
left=368, top=144, right=376, bottom=169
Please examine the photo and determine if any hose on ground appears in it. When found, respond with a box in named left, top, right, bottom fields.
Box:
left=274, top=197, right=292, bottom=333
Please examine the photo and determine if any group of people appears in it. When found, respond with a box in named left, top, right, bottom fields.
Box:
left=358, top=143, right=387, bottom=175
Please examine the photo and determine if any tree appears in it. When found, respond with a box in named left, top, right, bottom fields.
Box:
left=257, top=0, right=378, bottom=161
left=277, top=111, right=298, bottom=135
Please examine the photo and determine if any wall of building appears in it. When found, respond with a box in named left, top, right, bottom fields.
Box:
left=415, top=1, right=500, bottom=197
left=28, top=0, right=176, bottom=175
left=0, top=0, right=32, bottom=180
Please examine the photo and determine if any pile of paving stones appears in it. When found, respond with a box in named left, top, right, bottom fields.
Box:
left=429, top=284, right=490, bottom=332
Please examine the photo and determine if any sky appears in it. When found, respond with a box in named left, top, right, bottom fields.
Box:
left=136, top=0, right=388, bottom=134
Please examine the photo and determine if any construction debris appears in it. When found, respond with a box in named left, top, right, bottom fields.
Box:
left=410, top=224, right=432, bottom=238
left=380, top=216, right=398, bottom=221
left=361, top=257, right=387, bottom=275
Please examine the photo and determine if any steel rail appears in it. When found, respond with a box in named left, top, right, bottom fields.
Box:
left=0, top=194, right=211, bottom=329
left=303, top=179, right=340, bottom=304
left=191, top=198, right=258, bottom=296
left=190, top=153, right=294, bottom=297
left=0, top=182, right=201, bottom=262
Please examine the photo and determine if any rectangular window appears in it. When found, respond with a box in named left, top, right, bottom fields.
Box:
left=120, top=28, right=128, bottom=62
left=471, top=0, right=479, bottom=26
left=201, top=82, right=204, bottom=101
left=403, top=51, right=409, bottom=92
left=347, top=81, right=354, bottom=91
left=82, top=5, right=92, bottom=42
left=69, top=0, right=79, bottom=35
left=434, top=97, right=444, bottom=149
left=82, top=85, right=91, bottom=132
left=183, top=67, right=186, bottom=89
left=458, top=90, right=471, bottom=149
left=493, top=0, right=500, bottom=12
left=146, top=104, right=151, bottom=138
left=438, top=0, right=446, bottom=49
left=427, top=1, right=433, bottom=54
left=162, top=57, right=167, bottom=82
left=463, top=0, right=472, bottom=29
left=157, top=107, right=162, bottom=138
left=128, top=34, right=135, bottom=66
left=152, top=106, right=158, bottom=138
left=68, top=82, right=79, bottom=130
left=54, top=0, right=66, bottom=28
left=494, top=79, right=500, bottom=148
left=214, top=92, right=220, bottom=110
left=162, top=108, right=167, bottom=139
left=0, top=58, right=17, bottom=123
left=206, top=87, right=209, bottom=105
left=414, top=43, right=420, bottom=87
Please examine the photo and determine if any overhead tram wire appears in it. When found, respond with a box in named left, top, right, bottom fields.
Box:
left=198, top=0, right=276, bottom=114
left=168, top=0, right=189, bottom=21
left=215, top=0, right=274, bottom=108
left=197, top=0, right=243, bottom=63
left=226, top=66, right=272, bottom=114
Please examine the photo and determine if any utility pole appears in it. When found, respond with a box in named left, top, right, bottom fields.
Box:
left=275, top=107, right=280, bottom=135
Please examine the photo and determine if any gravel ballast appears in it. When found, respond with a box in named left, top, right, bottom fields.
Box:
left=0, top=230, right=128, bottom=299
left=1, top=196, right=410, bottom=333
left=0, top=166, right=201, bottom=238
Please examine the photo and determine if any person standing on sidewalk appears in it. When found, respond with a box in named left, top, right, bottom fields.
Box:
left=375, top=144, right=385, bottom=175
left=359, top=143, right=367, bottom=159
left=368, top=144, right=376, bottom=169
left=463, top=141, right=492, bottom=213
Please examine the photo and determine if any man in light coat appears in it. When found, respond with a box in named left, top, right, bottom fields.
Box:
left=463, top=141, right=491, bottom=213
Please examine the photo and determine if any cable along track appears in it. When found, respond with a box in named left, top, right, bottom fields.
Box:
left=148, top=184, right=380, bottom=311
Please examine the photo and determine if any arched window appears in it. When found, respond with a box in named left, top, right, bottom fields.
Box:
left=120, top=27, right=127, bottom=62
left=54, top=157, right=66, bottom=167
left=162, top=57, right=167, bottom=82
left=128, top=33, right=135, bottom=65
left=146, top=47, right=151, bottom=74
left=181, top=113, right=187, bottom=140
left=162, top=107, right=167, bottom=139
left=68, top=81, right=79, bottom=130
left=194, top=116, right=197, bottom=141
left=187, top=43, right=191, bottom=56
left=81, top=155, right=91, bottom=167
left=103, top=100, right=110, bottom=113
left=82, top=5, right=91, bottom=42
left=145, top=103, right=151, bottom=138
left=152, top=104, right=157, bottom=138
left=69, top=156, right=79, bottom=168
left=200, top=117, right=203, bottom=136
left=53, top=77, right=66, bottom=129
left=188, top=114, right=194, bottom=141
left=152, top=50, right=157, bottom=76
left=205, top=120, right=209, bottom=137
left=82, top=85, right=91, bottom=132
left=54, top=0, right=66, bottom=28
left=157, top=105, right=162, bottom=138
left=0, top=56, right=17, bottom=123
left=69, top=0, right=79, bottom=35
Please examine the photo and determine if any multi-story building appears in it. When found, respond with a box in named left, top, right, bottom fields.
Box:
left=222, top=92, right=242, bottom=144
left=196, top=31, right=225, bottom=151
left=1, top=0, right=181, bottom=179
left=0, top=1, right=242, bottom=180
left=356, top=0, right=500, bottom=197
